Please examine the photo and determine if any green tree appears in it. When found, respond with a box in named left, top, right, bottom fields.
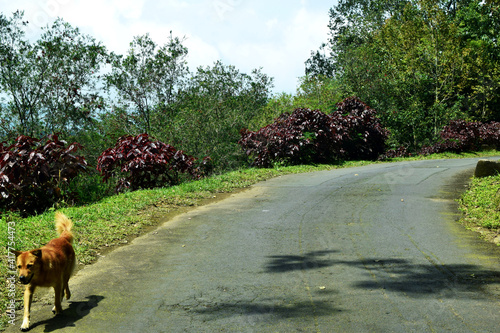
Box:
left=375, top=0, right=465, bottom=145
left=0, top=11, right=107, bottom=138
left=294, top=75, right=343, bottom=112
left=306, top=0, right=499, bottom=149
left=456, top=0, right=500, bottom=120
left=38, top=18, right=108, bottom=135
left=313, top=0, right=410, bottom=119
left=317, top=0, right=408, bottom=77
left=305, top=43, right=335, bottom=77
left=251, top=92, right=294, bottom=130
left=170, top=61, right=274, bottom=170
left=105, top=32, right=188, bottom=134
left=258, top=75, right=343, bottom=132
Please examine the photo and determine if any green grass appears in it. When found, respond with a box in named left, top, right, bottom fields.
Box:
left=1, top=150, right=499, bottom=330
left=459, top=174, right=500, bottom=231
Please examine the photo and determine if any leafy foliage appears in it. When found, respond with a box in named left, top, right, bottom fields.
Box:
left=307, top=0, right=500, bottom=149
left=379, top=146, right=411, bottom=160
left=97, top=134, right=200, bottom=192
left=0, top=11, right=108, bottom=138
left=105, top=33, right=188, bottom=134
left=162, top=61, right=274, bottom=170
left=420, top=120, right=500, bottom=154
left=253, top=75, right=343, bottom=132
left=239, top=97, right=388, bottom=167
left=239, top=108, right=337, bottom=167
left=0, top=134, right=87, bottom=215
left=0, top=13, right=275, bottom=173
left=333, top=97, right=390, bottom=160
left=456, top=0, right=500, bottom=119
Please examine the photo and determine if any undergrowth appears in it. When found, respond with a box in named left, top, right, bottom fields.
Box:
left=459, top=175, right=500, bottom=231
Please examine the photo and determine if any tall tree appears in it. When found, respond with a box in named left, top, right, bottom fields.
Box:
left=455, top=0, right=500, bottom=120
left=305, top=0, right=499, bottom=148
left=170, top=61, right=274, bottom=170
left=38, top=18, right=108, bottom=134
left=0, top=11, right=36, bottom=137
left=105, top=32, right=188, bottom=134
left=376, top=0, right=464, bottom=142
left=0, top=11, right=107, bottom=137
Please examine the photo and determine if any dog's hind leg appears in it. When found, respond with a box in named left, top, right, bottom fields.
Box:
left=64, top=255, right=75, bottom=300
left=63, top=278, right=71, bottom=300
left=52, top=283, right=63, bottom=315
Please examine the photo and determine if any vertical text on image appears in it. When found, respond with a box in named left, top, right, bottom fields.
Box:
left=6, top=221, right=17, bottom=325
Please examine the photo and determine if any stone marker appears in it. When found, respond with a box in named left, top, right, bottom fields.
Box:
left=474, top=159, right=500, bottom=178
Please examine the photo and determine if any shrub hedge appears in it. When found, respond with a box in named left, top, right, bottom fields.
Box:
left=239, top=97, right=389, bottom=167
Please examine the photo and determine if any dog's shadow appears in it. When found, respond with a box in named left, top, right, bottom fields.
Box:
left=28, top=295, right=104, bottom=332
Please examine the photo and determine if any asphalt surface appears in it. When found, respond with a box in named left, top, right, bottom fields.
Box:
left=7, top=158, right=500, bottom=332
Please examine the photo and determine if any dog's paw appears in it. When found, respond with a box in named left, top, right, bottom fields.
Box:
left=51, top=306, right=63, bottom=315
left=20, top=318, right=30, bottom=331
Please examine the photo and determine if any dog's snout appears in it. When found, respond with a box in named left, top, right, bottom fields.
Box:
left=19, top=275, right=32, bottom=284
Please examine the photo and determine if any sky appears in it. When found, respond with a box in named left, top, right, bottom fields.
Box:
left=1, top=0, right=335, bottom=94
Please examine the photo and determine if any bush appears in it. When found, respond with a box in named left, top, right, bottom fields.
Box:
left=0, top=134, right=87, bottom=215
left=65, top=171, right=115, bottom=205
left=481, top=122, right=500, bottom=148
left=379, top=146, right=411, bottom=160
left=420, top=120, right=500, bottom=155
left=239, top=108, right=340, bottom=167
left=333, top=97, right=389, bottom=160
left=239, top=97, right=389, bottom=167
left=97, top=134, right=201, bottom=192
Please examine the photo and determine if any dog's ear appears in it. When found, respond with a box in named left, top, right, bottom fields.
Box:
left=31, top=249, right=42, bottom=258
left=12, top=250, right=23, bottom=258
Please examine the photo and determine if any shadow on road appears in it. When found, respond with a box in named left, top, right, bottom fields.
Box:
left=265, top=251, right=500, bottom=297
left=188, top=250, right=499, bottom=326
left=193, top=299, right=343, bottom=322
left=27, top=295, right=104, bottom=332
left=350, top=258, right=500, bottom=297
left=265, top=250, right=339, bottom=273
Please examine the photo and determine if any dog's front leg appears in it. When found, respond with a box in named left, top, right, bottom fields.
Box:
left=21, top=285, right=35, bottom=331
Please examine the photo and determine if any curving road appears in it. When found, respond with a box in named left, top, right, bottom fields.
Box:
left=8, top=158, right=500, bottom=332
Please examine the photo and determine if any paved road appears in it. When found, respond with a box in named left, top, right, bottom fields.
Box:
left=7, top=158, right=500, bottom=332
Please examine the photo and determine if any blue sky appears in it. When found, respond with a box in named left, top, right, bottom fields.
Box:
left=1, top=0, right=335, bottom=94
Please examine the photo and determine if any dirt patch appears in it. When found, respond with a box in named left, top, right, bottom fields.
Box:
left=463, top=223, right=500, bottom=245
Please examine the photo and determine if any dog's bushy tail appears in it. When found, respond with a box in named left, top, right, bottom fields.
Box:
left=55, top=212, right=74, bottom=244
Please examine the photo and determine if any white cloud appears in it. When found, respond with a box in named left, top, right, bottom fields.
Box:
left=184, top=35, right=220, bottom=70
left=214, top=6, right=330, bottom=93
left=284, top=7, right=331, bottom=63
left=266, top=18, right=279, bottom=31
left=109, top=0, right=145, bottom=19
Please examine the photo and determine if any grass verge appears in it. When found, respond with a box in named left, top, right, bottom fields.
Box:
left=459, top=174, right=500, bottom=243
left=1, top=151, right=499, bottom=330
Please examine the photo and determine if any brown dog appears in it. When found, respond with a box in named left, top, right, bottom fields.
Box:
left=13, top=212, right=76, bottom=331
